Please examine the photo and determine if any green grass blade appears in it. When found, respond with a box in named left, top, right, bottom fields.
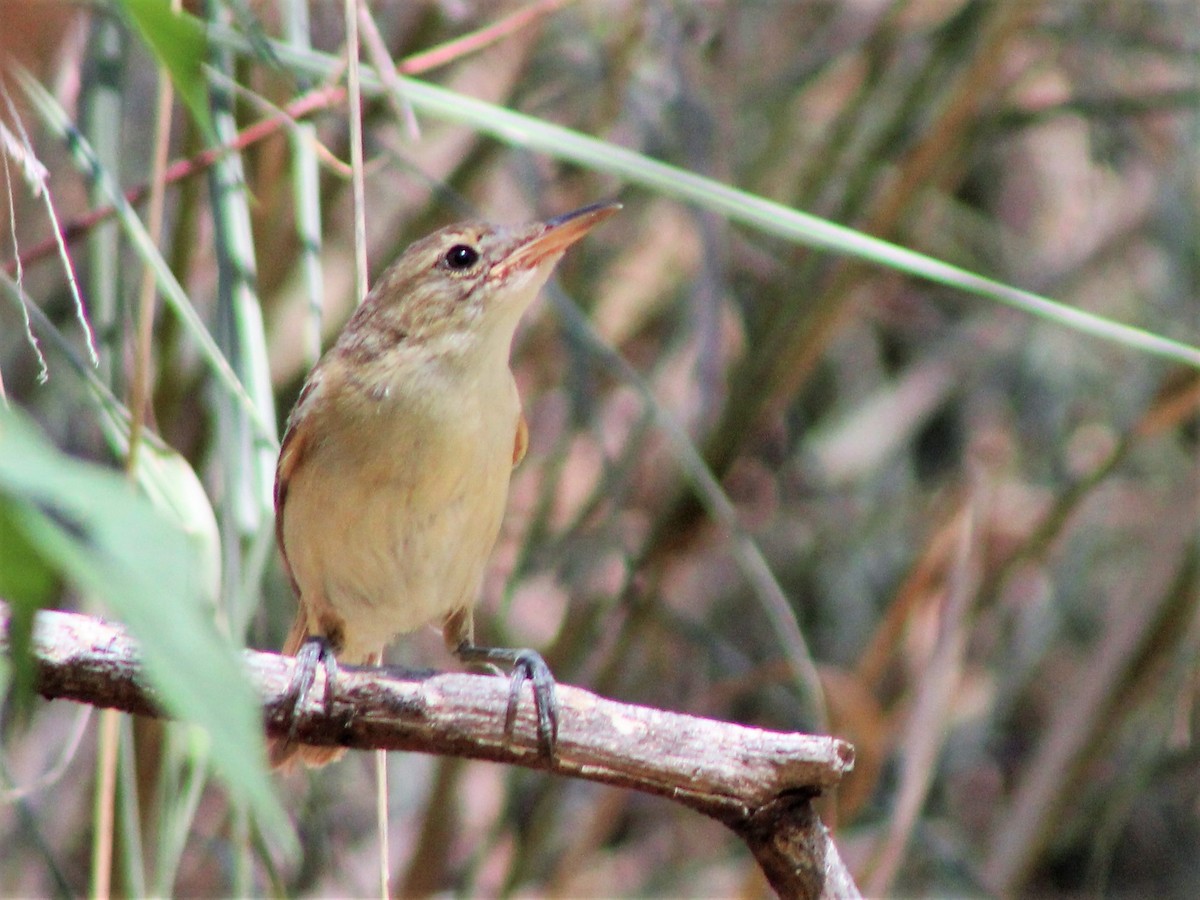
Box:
left=281, top=0, right=325, bottom=368
left=206, top=6, right=279, bottom=636
left=11, top=63, right=279, bottom=445
left=204, top=23, right=1200, bottom=370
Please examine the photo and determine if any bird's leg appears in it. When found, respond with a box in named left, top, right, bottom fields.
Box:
left=444, top=609, right=559, bottom=759
left=282, top=635, right=340, bottom=744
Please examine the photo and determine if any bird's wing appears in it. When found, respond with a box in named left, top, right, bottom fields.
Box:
left=512, top=409, right=528, bottom=467
left=274, top=373, right=322, bottom=594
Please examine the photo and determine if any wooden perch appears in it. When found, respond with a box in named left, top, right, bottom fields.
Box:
left=13, top=607, right=860, bottom=898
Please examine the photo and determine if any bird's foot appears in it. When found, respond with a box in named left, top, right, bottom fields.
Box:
left=279, top=636, right=339, bottom=747
left=455, top=642, right=559, bottom=760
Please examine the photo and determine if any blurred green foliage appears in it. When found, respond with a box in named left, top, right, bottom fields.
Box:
left=0, top=407, right=291, bottom=847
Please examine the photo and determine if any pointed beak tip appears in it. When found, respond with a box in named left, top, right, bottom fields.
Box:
left=506, top=200, right=622, bottom=271
left=544, top=199, right=623, bottom=231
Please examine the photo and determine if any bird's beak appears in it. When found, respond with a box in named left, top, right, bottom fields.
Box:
left=498, top=201, right=621, bottom=276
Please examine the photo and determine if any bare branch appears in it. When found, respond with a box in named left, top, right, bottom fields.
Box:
left=13, top=607, right=860, bottom=898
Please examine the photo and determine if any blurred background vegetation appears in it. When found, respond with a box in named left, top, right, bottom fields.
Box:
left=1, top=0, right=1198, bottom=896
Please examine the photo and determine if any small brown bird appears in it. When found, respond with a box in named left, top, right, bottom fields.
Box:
left=268, top=201, right=619, bottom=768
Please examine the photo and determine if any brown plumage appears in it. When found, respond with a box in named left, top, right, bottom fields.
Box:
left=268, top=203, right=618, bottom=768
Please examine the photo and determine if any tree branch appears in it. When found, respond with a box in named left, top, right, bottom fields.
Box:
left=13, top=607, right=860, bottom=898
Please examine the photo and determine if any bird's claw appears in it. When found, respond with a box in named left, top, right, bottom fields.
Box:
left=505, top=649, right=559, bottom=759
left=456, top=642, right=559, bottom=760
left=284, top=636, right=339, bottom=743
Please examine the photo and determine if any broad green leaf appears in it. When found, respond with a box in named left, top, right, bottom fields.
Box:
left=134, top=440, right=222, bottom=610
left=119, top=0, right=215, bottom=141
left=0, top=408, right=293, bottom=851
left=0, top=497, right=61, bottom=721
left=4, top=269, right=222, bottom=601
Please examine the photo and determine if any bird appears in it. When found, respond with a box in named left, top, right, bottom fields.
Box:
left=268, top=201, right=620, bottom=768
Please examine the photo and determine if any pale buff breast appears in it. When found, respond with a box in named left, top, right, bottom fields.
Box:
left=282, top=367, right=519, bottom=663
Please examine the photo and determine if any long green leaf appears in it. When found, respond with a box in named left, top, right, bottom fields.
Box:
left=204, top=23, right=1200, bottom=371
left=2, top=271, right=222, bottom=608
left=0, top=408, right=294, bottom=852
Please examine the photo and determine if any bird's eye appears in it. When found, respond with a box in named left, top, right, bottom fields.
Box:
left=443, top=244, right=480, bottom=270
